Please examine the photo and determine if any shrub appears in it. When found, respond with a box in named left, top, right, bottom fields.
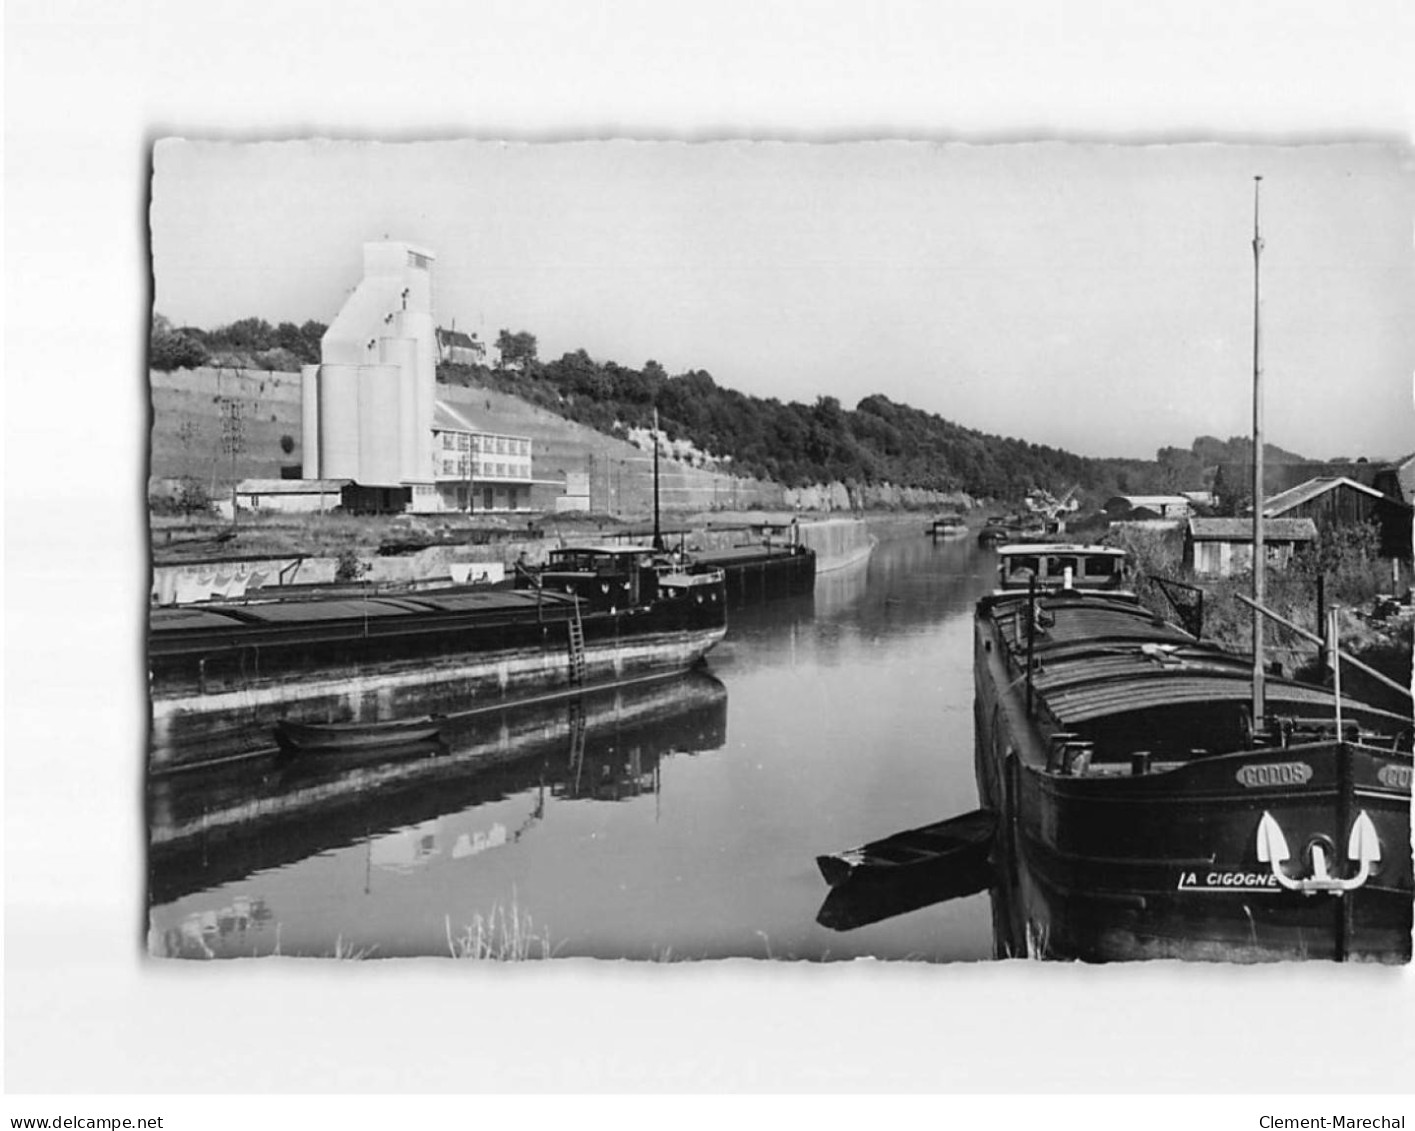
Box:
left=148, top=476, right=214, bottom=518
left=1294, top=521, right=1387, bottom=606
left=150, top=330, right=210, bottom=372
left=334, top=548, right=367, bottom=582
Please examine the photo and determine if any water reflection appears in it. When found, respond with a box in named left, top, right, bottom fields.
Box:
left=149, top=671, right=728, bottom=909
left=151, top=894, right=274, bottom=960
left=148, top=535, right=1001, bottom=960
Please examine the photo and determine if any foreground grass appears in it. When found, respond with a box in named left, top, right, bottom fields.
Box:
left=445, top=900, right=555, bottom=960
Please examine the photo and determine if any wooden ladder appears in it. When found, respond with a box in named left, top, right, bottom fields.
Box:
left=567, top=598, right=587, bottom=686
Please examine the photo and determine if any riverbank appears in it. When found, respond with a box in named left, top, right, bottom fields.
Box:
left=147, top=507, right=940, bottom=602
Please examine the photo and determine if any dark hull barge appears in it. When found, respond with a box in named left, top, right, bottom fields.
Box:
left=150, top=544, right=726, bottom=771
left=696, top=543, right=816, bottom=603
left=973, top=544, right=1412, bottom=963
left=608, top=522, right=817, bottom=605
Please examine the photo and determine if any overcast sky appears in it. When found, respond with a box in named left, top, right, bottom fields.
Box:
left=152, top=139, right=1414, bottom=462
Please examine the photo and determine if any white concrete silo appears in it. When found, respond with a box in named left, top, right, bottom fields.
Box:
left=307, top=241, right=439, bottom=494
left=318, top=364, right=363, bottom=479
left=300, top=363, right=321, bottom=478
left=358, top=363, right=404, bottom=485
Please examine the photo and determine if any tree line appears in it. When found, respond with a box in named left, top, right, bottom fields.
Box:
left=152, top=310, right=1306, bottom=504
left=150, top=314, right=328, bottom=373
left=439, top=340, right=1257, bottom=502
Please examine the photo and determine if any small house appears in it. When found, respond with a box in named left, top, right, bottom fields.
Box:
left=436, top=327, right=484, bottom=366
left=1184, top=516, right=1317, bottom=577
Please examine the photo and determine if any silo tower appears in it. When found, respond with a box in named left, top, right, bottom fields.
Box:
left=301, top=241, right=438, bottom=493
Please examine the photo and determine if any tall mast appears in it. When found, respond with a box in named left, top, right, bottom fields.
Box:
left=1251, top=175, right=1266, bottom=735
left=652, top=406, right=664, bottom=551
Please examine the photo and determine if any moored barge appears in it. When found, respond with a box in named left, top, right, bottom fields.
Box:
left=149, top=544, right=726, bottom=770
left=609, top=521, right=817, bottom=604
left=973, top=543, right=1412, bottom=962
left=977, top=514, right=1049, bottom=546
left=696, top=521, right=816, bottom=603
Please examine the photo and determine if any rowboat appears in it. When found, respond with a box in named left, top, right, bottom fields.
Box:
left=274, top=716, right=445, bottom=754
left=816, top=808, right=996, bottom=888
left=974, top=542, right=1413, bottom=962
left=926, top=514, right=968, bottom=539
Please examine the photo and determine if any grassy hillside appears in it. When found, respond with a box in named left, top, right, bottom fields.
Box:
left=148, top=367, right=304, bottom=483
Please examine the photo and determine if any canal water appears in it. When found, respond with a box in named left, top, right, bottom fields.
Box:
left=148, top=534, right=1001, bottom=961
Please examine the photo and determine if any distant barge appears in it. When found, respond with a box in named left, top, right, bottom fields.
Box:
left=149, top=544, right=727, bottom=770
left=611, top=521, right=817, bottom=604
left=977, top=513, right=1052, bottom=546
left=696, top=538, right=815, bottom=603
left=926, top=514, right=968, bottom=539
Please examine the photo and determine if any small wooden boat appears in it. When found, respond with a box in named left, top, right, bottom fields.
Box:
left=926, top=515, right=968, bottom=539
left=816, top=840, right=994, bottom=931
left=274, top=715, right=445, bottom=754
left=978, top=514, right=1053, bottom=546
left=816, top=808, right=996, bottom=888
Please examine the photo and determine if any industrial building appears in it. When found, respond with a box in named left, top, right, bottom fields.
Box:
left=431, top=401, right=534, bottom=513
left=298, top=240, right=536, bottom=514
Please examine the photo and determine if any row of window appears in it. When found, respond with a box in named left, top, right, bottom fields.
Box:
left=437, top=457, right=532, bottom=480
left=438, top=431, right=531, bottom=456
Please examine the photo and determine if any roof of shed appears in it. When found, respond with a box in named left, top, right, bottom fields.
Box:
left=1187, top=517, right=1317, bottom=542
left=1105, top=495, right=1192, bottom=507
left=236, top=478, right=350, bottom=493
left=1262, top=476, right=1384, bottom=516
